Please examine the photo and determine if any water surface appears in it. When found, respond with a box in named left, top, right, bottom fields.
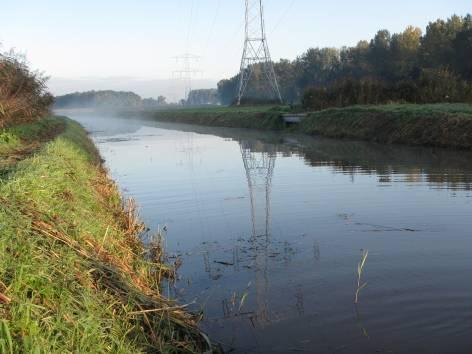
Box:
left=71, top=113, right=472, bottom=354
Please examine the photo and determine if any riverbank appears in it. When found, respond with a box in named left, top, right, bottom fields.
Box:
left=138, top=105, right=286, bottom=130
left=141, top=103, right=472, bottom=149
left=0, top=117, right=209, bottom=353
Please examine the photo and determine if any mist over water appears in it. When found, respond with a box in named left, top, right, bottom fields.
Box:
left=49, top=78, right=217, bottom=102
left=71, top=112, right=472, bottom=354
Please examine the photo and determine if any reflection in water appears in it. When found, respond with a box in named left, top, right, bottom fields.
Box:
left=313, top=241, right=320, bottom=262
left=240, top=140, right=276, bottom=327
left=68, top=113, right=472, bottom=354
left=355, top=305, right=370, bottom=340
left=295, top=285, right=305, bottom=317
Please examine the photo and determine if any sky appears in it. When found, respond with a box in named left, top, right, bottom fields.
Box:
left=1, top=0, right=470, bottom=100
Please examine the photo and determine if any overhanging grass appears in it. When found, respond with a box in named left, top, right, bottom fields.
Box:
left=0, top=117, right=208, bottom=353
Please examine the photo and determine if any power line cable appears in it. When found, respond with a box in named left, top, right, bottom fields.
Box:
left=203, top=0, right=222, bottom=54
left=269, top=0, right=296, bottom=35
left=186, top=0, right=196, bottom=51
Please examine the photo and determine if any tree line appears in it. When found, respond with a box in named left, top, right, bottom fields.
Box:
left=186, top=89, right=219, bottom=105
left=54, top=91, right=168, bottom=110
left=0, top=49, right=53, bottom=128
left=217, top=14, right=472, bottom=110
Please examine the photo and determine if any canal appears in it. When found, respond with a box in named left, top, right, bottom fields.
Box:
left=71, top=113, right=472, bottom=354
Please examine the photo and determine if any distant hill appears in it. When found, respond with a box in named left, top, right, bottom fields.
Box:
left=54, top=90, right=168, bottom=110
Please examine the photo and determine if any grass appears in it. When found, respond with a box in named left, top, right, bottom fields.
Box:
left=0, top=117, right=66, bottom=180
left=299, top=103, right=472, bottom=149
left=355, top=250, right=369, bottom=304
left=139, top=105, right=287, bottom=131
left=0, top=117, right=64, bottom=155
left=138, top=103, right=472, bottom=149
left=0, top=117, right=210, bottom=353
left=153, top=105, right=281, bottom=114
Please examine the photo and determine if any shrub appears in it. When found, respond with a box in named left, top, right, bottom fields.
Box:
left=0, top=49, right=53, bottom=128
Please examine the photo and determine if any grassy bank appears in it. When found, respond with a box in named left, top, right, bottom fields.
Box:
left=0, top=117, right=209, bottom=353
left=299, top=104, right=472, bottom=149
left=143, top=103, right=472, bottom=149
left=141, top=105, right=286, bottom=130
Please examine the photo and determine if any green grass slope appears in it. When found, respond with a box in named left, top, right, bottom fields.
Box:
left=299, top=104, right=472, bottom=149
left=141, top=103, right=472, bottom=149
left=141, top=106, right=286, bottom=130
left=0, top=117, right=208, bottom=353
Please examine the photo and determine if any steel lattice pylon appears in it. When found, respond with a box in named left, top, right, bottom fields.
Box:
left=237, top=0, right=283, bottom=105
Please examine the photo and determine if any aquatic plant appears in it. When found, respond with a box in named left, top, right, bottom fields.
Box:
left=222, top=282, right=252, bottom=318
left=355, top=249, right=369, bottom=304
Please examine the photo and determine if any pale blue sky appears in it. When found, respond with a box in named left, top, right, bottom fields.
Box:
left=1, top=0, right=470, bottom=96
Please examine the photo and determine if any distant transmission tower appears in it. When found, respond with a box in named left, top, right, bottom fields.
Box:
left=173, top=53, right=202, bottom=102
left=237, top=0, right=282, bottom=105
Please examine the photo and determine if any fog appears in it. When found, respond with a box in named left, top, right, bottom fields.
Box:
left=48, top=77, right=217, bottom=102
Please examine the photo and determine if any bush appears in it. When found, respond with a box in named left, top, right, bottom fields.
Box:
left=0, top=50, right=53, bottom=128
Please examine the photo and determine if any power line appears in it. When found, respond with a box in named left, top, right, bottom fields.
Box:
left=269, top=0, right=296, bottom=35
left=186, top=0, right=196, bottom=51
left=204, top=0, right=222, bottom=52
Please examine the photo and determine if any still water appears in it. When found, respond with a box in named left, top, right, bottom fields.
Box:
left=71, top=113, right=472, bottom=353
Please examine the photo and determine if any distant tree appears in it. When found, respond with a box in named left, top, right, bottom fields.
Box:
left=157, top=95, right=167, bottom=105
left=340, top=41, right=372, bottom=79
left=215, top=13, right=472, bottom=109
left=390, top=26, right=422, bottom=80
left=187, top=89, right=219, bottom=105
left=453, top=27, right=472, bottom=80
left=54, top=90, right=142, bottom=109
left=275, top=59, right=300, bottom=103
left=420, top=15, right=465, bottom=69
left=217, top=77, right=239, bottom=105
left=295, top=47, right=341, bottom=89
left=368, top=30, right=393, bottom=80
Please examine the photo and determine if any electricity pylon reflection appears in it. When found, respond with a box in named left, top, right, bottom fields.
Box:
left=240, top=140, right=276, bottom=326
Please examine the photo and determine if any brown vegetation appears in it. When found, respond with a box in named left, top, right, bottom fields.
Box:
left=0, top=50, right=53, bottom=128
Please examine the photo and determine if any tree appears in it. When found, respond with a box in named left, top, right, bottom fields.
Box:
left=187, top=89, right=219, bottom=105
left=368, top=30, right=393, bottom=80
left=420, top=15, right=465, bottom=69
left=295, top=47, right=341, bottom=90
left=453, top=27, right=472, bottom=80
left=390, top=26, right=422, bottom=80
left=215, top=13, right=472, bottom=109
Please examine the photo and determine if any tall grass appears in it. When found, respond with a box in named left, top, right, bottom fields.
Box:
left=0, top=117, right=210, bottom=352
left=355, top=250, right=369, bottom=304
